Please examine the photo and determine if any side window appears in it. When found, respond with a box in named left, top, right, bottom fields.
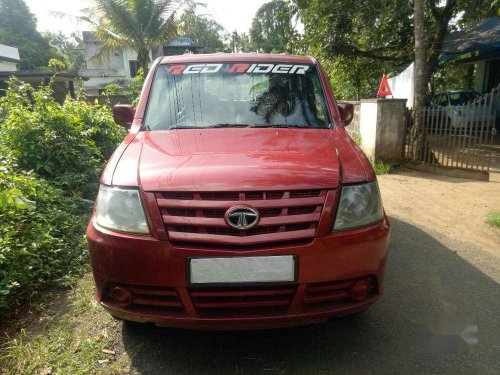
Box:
left=432, top=94, right=448, bottom=107
left=439, top=94, right=449, bottom=106
left=312, top=74, right=328, bottom=124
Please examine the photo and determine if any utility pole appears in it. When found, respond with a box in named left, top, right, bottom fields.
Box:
left=412, top=0, right=426, bottom=161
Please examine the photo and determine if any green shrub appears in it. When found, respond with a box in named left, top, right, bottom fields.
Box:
left=0, top=164, right=89, bottom=312
left=372, top=161, right=392, bottom=175
left=0, top=78, right=125, bottom=315
left=486, top=211, right=500, bottom=228
left=0, top=78, right=125, bottom=197
left=103, top=67, right=145, bottom=105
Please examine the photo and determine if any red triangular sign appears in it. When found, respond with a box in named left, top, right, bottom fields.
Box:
left=377, top=74, right=392, bottom=97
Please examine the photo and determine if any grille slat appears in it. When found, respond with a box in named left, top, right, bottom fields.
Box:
left=303, top=277, right=377, bottom=310
left=189, top=285, right=296, bottom=316
left=169, top=229, right=316, bottom=245
left=156, top=196, right=325, bottom=209
left=132, top=298, right=183, bottom=308
left=163, top=213, right=320, bottom=228
left=104, top=283, right=184, bottom=313
left=155, top=190, right=328, bottom=248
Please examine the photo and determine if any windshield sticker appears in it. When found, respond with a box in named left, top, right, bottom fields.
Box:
left=167, top=63, right=310, bottom=75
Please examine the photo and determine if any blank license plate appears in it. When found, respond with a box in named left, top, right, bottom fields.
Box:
left=189, top=255, right=296, bottom=285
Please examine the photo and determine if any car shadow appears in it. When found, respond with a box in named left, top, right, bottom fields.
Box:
left=120, top=217, right=500, bottom=375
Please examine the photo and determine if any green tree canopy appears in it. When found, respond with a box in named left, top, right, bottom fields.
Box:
left=225, top=30, right=251, bottom=53
left=249, top=0, right=297, bottom=53
left=179, top=12, right=225, bottom=53
left=0, top=0, right=55, bottom=70
left=83, top=0, right=195, bottom=74
left=296, top=0, right=500, bottom=99
left=44, top=32, right=85, bottom=74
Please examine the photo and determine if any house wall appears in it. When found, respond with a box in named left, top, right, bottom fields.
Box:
left=0, top=44, right=20, bottom=72
left=78, top=39, right=156, bottom=95
left=388, top=62, right=414, bottom=108
left=0, top=60, right=17, bottom=72
left=77, top=35, right=139, bottom=95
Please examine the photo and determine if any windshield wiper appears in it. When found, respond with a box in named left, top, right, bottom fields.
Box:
left=168, top=124, right=252, bottom=130
left=206, top=123, right=251, bottom=128
left=247, top=124, right=312, bottom=128
left=168, top=125, right=201, bottom=130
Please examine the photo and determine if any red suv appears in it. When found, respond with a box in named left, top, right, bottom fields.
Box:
left=87, top=54, right=390, bottom=330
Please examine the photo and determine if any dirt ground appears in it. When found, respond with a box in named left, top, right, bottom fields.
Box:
left=378, top=168, right=500, bottom=259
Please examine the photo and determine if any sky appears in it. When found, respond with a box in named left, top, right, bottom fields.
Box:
left=24, top=0, right=270, bottom=36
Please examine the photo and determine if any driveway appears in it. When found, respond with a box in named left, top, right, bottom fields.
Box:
left=119, top=215, right=500, bottom=374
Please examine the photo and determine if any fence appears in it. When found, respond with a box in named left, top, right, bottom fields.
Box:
left=406, top=85, right=499, bottom=178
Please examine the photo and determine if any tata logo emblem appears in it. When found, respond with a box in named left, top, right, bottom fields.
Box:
left=225, top=206, right=260, bottom=230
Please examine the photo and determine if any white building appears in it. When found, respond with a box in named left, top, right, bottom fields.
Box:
left=76, top=32, right=202, bottom=96
left=0, top=44, right=20, bottom=72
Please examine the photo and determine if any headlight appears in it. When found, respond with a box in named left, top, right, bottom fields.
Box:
left=94, top=185, right=149, bottom=234
left=333, top=182, right=383, bottom=231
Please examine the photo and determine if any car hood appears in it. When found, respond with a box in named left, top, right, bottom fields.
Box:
left=110, top=128, right=369, bottom=191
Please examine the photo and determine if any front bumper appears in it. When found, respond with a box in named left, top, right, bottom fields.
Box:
left=87, top=217, right=390, bottom=330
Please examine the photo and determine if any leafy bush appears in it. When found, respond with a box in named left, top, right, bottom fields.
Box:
left=0, top=78, right=125, bottom=314
left=0, top=79, right=125, bottom=197
left=486, top=211, right=500, bottom=228
left=103, top=67, right=145, bottom=105
left=0, top=164, right=89, bottom=312
left=372, top=161, right=392, bottom=175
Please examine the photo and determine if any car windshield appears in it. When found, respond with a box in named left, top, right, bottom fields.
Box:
left=143, top=62, right=331, bottom=130
left=449, top=92, right=480, bottom=106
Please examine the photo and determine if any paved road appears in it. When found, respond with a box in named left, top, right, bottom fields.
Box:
left=119, top=217, right=500, bottom=374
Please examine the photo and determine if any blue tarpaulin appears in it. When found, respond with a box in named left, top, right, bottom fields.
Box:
left=440, top=17, right=500, bottom=63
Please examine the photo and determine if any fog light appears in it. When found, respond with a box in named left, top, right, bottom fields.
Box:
left=111, top=286, right=131, bottom=306
left=350, top=280, right=371, bottom=301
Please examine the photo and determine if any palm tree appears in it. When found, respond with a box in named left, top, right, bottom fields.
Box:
left=82, top=0, right=195, bottom=75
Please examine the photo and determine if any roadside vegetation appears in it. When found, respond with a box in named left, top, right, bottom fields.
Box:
left=372, top=161, right=393, bottom=175
left=350, top=133, right=393, bottom=175
left=0, top=274, right=127, bottom=375
left=486, top=211, right=500, bottom=228
left=0, top=79, right=125, bottom=317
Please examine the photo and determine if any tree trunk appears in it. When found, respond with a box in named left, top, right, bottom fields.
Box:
left=137, top=49, right=150, bottom=76
left=410, top=0, right=426, bottom=162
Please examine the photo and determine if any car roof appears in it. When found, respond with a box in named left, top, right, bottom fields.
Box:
left=435, top=90, right=478, bottom=95
left=159, top=53, right=317, bottom=65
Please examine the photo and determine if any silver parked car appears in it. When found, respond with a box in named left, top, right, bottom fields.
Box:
left=430, top=90, right=496, bottom=129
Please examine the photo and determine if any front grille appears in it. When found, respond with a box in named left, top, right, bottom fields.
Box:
left=155, top=190, right=328, bottom=248
left=188, top=285, right=297, bottom=316
left=102, top=277, right=378, bottom=318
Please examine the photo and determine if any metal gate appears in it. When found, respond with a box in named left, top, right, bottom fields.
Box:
left=405, top=85, right=499, bottom=178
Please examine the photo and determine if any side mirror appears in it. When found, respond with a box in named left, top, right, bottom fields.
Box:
left=337, top=103, right=354, bottom=126
left=112, top=104, right=135, bottom=129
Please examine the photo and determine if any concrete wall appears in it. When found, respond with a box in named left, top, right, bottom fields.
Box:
left=359, top=101, right=378, bottom=159
left=353, top=99, right=407, bottom=164
left=342, top=101, right=361, bottom=139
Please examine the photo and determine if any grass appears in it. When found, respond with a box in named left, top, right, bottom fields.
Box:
left=0, top=274, right=131, bottom=375
left=486, top=211, right=500, bottom=228
left=372, top=161, right=393, bottom=175
left=348, top=133, right=393, bottom=175
left=350, top=133, right=362, bottom=146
